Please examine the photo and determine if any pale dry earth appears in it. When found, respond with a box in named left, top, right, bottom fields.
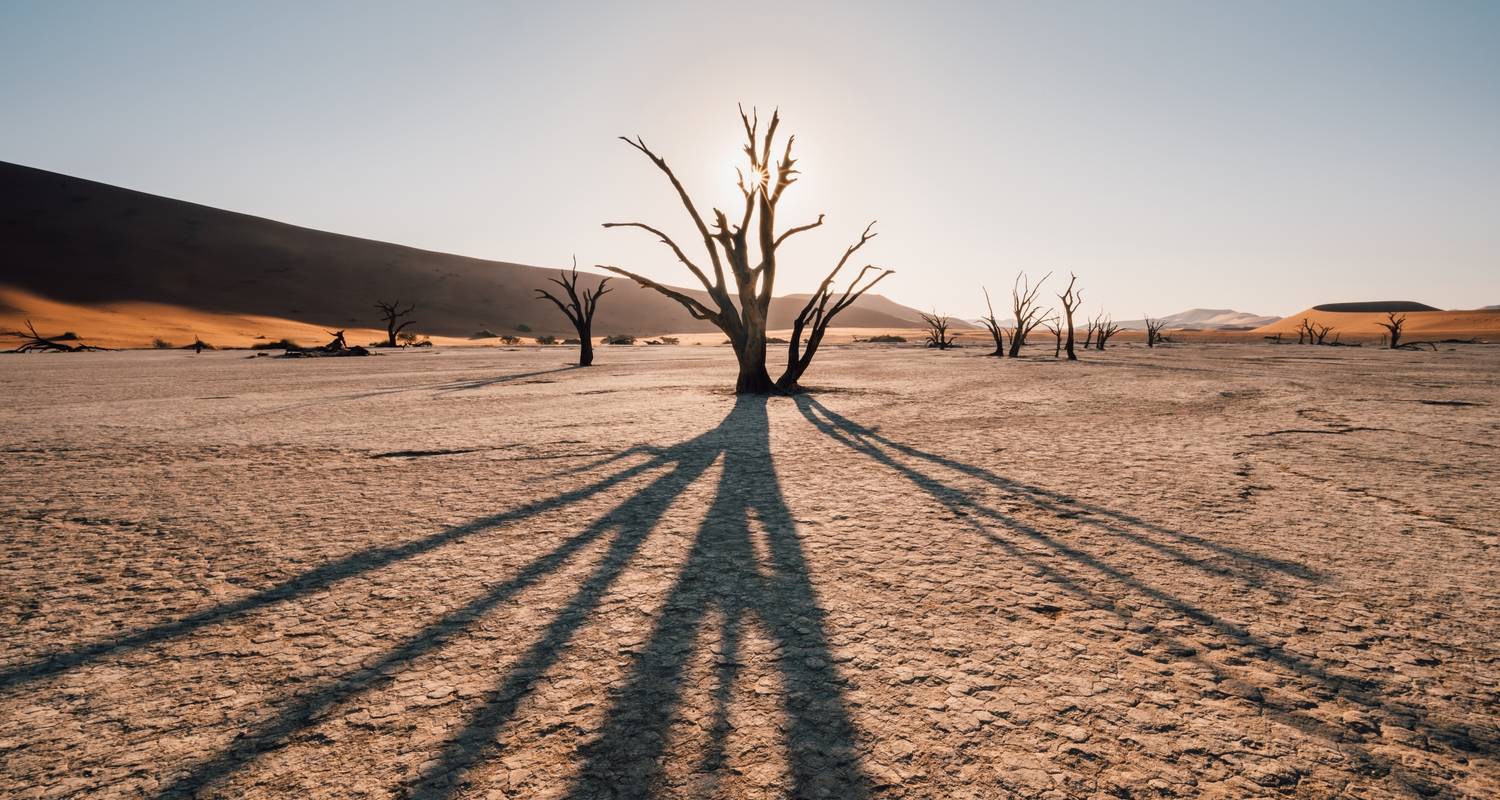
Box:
left=1, top=343, right=1497, bottom=799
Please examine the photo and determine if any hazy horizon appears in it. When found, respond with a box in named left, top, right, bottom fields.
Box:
left=3, top=0, right=1497, bottom=318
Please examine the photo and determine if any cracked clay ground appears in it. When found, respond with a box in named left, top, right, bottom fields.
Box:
left=1, top=343, right=1497, bottom=799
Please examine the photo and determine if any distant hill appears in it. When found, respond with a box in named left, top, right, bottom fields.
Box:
left=0, top=161, right=939, bottom=338
left=1312, top=301, right=1439, bottom=313
left=1117, top=308, right=1281, bottom=330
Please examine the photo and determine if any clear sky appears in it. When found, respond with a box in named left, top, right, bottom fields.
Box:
left=3, top=0, right=1498, bottom=318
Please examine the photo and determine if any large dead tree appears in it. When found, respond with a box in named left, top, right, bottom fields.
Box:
left=3, top=321, right=104, bottom=352
left=1377, top=312, right=1406, bottom=349
left=920, top=311, right=956, bottom=349
left=374, top=300, right=416, bottom=347
left=980, top=288, right=1006, bottom=357
left=1094, top=313, right=1121, bottom=350
left=600, top=107, right=892, bottom=393
left=1144, top=316, right=1167, bottom=348
left=536, top=258, right=612, bottom=367
left=1008, top=271, right=1051, bottom=357
left=1057, top=273, right=1081, bottom=360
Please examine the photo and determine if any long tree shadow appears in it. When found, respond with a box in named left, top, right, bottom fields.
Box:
left=794, top=396, right=1495, bottom=792
left=0, top=438, right=663, bottom=694
left=407, top=396, right=867, bottom=799
left=141, top=396, right=863, bottom=799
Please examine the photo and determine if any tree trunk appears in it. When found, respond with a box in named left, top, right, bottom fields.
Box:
left=1064, top=322, right=1076, bottom=360
left=736, top=332, right=775, bottom=394
left=579, top=329, right=594, bottom=367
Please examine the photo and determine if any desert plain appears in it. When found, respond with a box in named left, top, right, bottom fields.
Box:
left=1, top=342, right=1497, bottom=799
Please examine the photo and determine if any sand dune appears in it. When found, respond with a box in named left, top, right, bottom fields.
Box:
left=0, top=161, right=946, bottom=340
left=1253, top=307, right=1500, bottom=340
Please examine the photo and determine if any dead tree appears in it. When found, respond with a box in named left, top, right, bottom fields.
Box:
left=1008, top=271, right=1051, bottom=357
left=1094, top=314, right=1121, bottom=350
left=980, top=287, right=1006, bottom=357
left=782, top=223, right=893, bottom=388
left=1310, top=322, right=1334, bottom=345
left=1377, top=312, right=1406, bottom=349
left=1081, top=316, right=1097, bottom=349
left=600, top=106, right=892, bottom=394
left=321, top=330, right=348, bottom=352
left=1042, top=316, right=1063, bottom=357
left=1057, top=274, right=1081, bottom=360
left=374, top=300, right=416, bottom=347
left=535, top=257, right=612, bottom=367
left=3, top=321, right=103, bottom=352
left=920, top=311, right=955, bottom=349
left=1144, top=316, right=1167, bottom=347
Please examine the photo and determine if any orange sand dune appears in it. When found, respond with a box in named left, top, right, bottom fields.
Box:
left=1252, top=308, right=1500, bottom=341
left=0, top=288, right=473, bottom=350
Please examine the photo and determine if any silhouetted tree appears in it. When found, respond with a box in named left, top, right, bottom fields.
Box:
left=920, top=311, right=956, bottom=349
left=1042, top=316, right=1063, bottom=357
left=1377, top=312, right=1406, bottom=349
left=1144, top=316, right=1167, bottom=347
left=535, top=258, right=613, bottom=367
left=600, top=106, right=892, bottom=393
left=1081, top=316, right=1097, bottom=349
left=1008, top=271, right=1051, bottom=357
left=3, top=320, right=104, bottom=352
left=980, top=288, right=1006, bottom=357
left=781, top=223, right=893, bottom=389
left=374, top=300, right=417, bottom=348
left=1094, top=314, right=1121, bottom=350
left=1057, top=273, right=1081, bottom=360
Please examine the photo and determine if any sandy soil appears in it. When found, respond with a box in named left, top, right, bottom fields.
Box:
left=1, top=343, right=1497, bottom=799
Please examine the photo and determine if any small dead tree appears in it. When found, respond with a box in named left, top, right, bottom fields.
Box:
left=1094, top=314, right=1121, bottom=350
left=1377, top=312, right=1406, bottom=349
left=1042, top=316, right=1063, bottom=357
left=1309, top=322, right=1334, bottom=345
left=535, top=258, right=612, bottom=367
left=1008, top=271, right=1052, bottom=357
left=600, top=106, right=892, bottom=394
left=3, top=321, right=104, bottom=352
left=1081, top=316, right=1097, bottom=349
left=920, top=311, right=956, bottom=349
left=374, top=300, right=417, bottom=348
left=1057, top=274, right=1081, bottom=360
left=980, top=287, right=1006, bottom=357
left=1144, top=316, right=1167, bottom=347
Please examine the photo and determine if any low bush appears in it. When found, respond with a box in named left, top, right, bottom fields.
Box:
left=602, top=334, right=635, bottom=345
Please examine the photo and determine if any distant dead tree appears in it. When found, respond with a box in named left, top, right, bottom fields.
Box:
left=374, top=300, right=416, bottom=348
left=3, top=320, right=104, bottom=352
left=1057, top=273, right=1081, bottom=360
left=1144, top=316, right=1167, bottom=347
left=1295, top=317, right=1335, bottom=345
left=1081, top=316, right=1097, bottom=349
left=920, top=311, right=956, bottom=349
left=1377, top=312, right=1406, bottom=349
left=980, top=287, right=1006, bottom=357
left=1094, top=314, right=1121, bottom=350
left=600, top=106, right=892, bottom=393
left=1008, top=271, right=1051, bottom=357
left=1042, top=315, right=1063, bottom=357
left=321, top=330, right=349, bottom=352
left=535, top=257, right=612, bottom=367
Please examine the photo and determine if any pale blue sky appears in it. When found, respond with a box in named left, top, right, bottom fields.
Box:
left=3, top=0, right=1498, bottom=317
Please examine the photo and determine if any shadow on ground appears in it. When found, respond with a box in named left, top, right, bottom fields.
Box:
left=4, top=395, right=1490, bottom=797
